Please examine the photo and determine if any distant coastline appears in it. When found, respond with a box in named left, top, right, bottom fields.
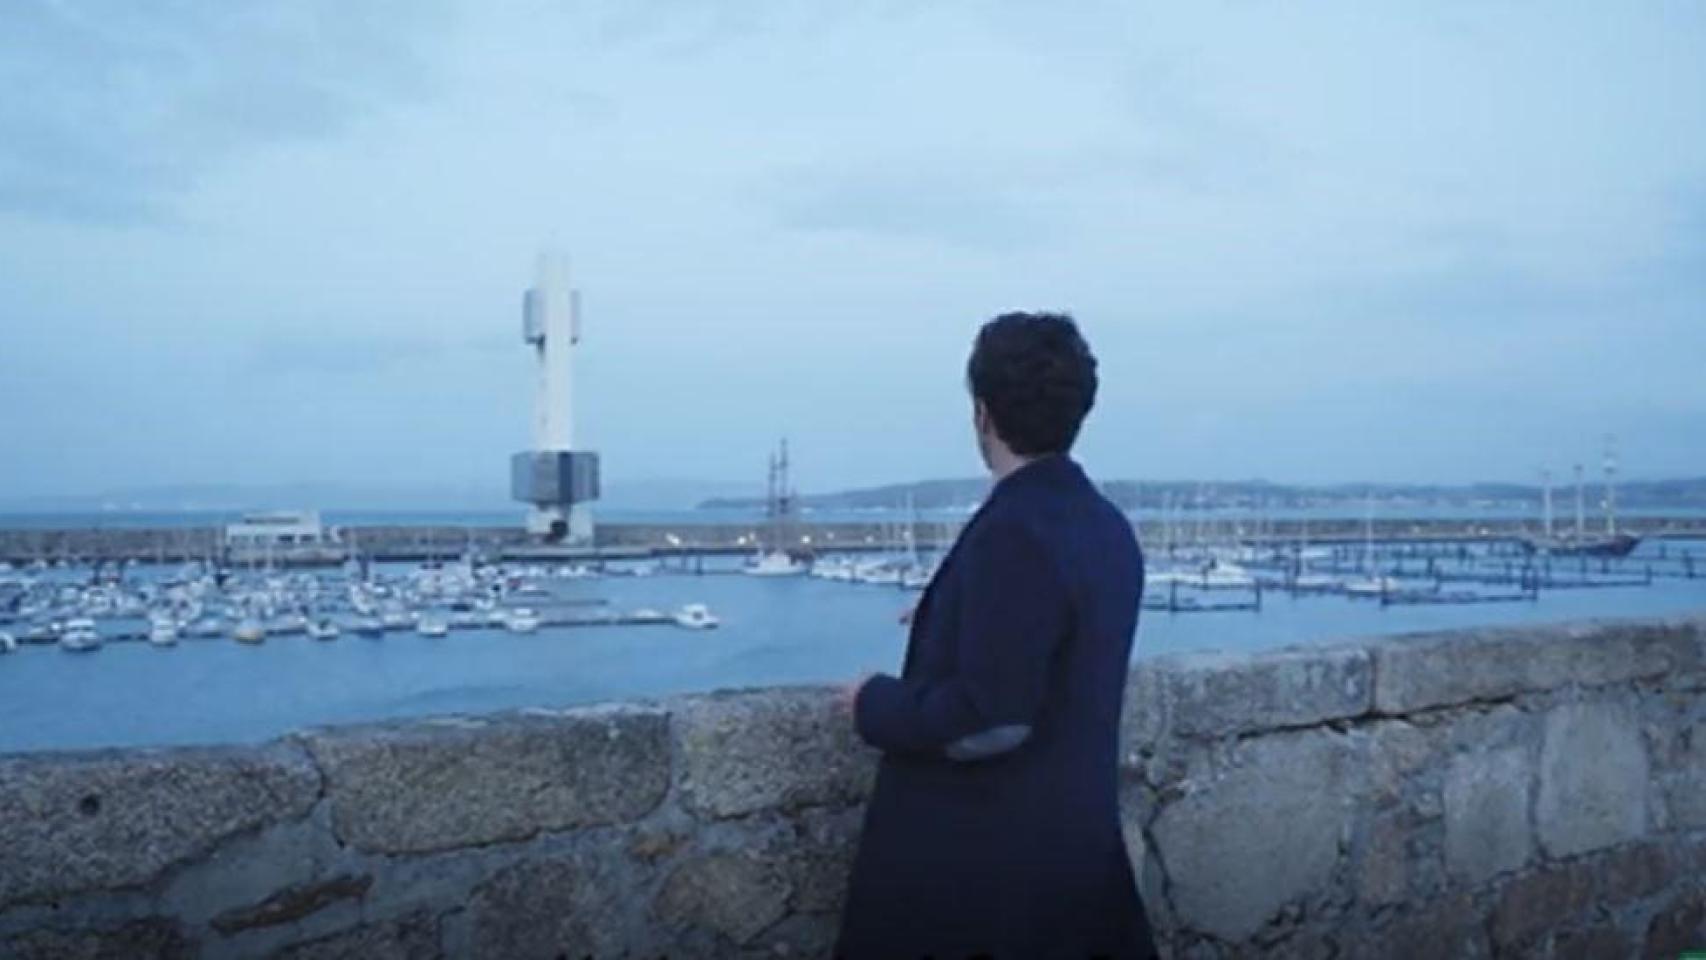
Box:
left=698, top=476, right=1706, bottom=513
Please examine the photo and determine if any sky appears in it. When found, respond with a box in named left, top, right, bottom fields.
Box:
left=1, top=0, right=1703, bottom=505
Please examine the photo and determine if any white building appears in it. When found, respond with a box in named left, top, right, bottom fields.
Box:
left=223, top=511, right=339, bottom=550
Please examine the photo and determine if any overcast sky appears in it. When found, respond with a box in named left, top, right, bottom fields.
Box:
left=1, top=1, right=1703, bottom=503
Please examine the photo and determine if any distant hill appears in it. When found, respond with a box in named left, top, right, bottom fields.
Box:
left=700, top=476, right=1706, bottom=512
left=0, top=477, right=755, bottom=514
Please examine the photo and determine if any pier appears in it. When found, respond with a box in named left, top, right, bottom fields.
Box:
left=2, top=515, right=1705, bottom=568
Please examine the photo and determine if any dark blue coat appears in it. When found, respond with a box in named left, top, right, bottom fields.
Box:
left=838, top=455, right=1156, bottom=959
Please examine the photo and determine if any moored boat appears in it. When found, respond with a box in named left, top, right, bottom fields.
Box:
left=505, top=608, right=542, bottom=634
left=60, top=618, right=102, bottom=652
left=674, top=603, right=720, bottom=630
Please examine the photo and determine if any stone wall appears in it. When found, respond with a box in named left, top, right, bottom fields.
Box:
left=2, top=615, right=1704, bottom=959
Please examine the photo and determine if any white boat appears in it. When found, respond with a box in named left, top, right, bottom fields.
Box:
left=674, top=603, right=721, bottom=630
left=233, top=619, right=266, bottom=644
left=1146, top=569, right=1197, bottom=586
left=1199, top=561, right=1256, bottom=589
left=0, top=631, right=16, bottom=653
left=855, top=562, right=904, bottom=586
left=505, top=608, right=542, bottom=634
left=744, top=551, right=806, bottom=577
left=811, top=556, right=857, bottom=581
left=416, top=616, right=450, bottom=638
left=1344, top=575, right=1402, bottom=597
left=147, top=617, right=179, bottom=647
left=60, top=618, right=101, bottom=652
left=307, top=620, right=340, bottom=641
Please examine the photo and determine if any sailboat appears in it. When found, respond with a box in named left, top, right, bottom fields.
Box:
left=1343, top=492, right=1400, bottom=597
left=1522, top=440, right=1642, bottom=557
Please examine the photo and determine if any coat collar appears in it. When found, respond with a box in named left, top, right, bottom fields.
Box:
left=988, top=453, right=1085, bottom=502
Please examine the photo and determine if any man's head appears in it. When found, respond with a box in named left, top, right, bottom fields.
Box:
left=965, top=312, right=1098, bottom=475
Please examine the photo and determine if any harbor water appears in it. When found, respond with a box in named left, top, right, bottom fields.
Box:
left=3, top=539, right=1705, bottom=755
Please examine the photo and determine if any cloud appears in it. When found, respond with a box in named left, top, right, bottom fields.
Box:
left=0, top=0, right=454, bottom=223
left=243, top=332, right=507, bottom=378
left=759, top=164, right=1050, bottom=251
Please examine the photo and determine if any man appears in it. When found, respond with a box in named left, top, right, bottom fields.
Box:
left=836, top=312, right=1156, bottom=959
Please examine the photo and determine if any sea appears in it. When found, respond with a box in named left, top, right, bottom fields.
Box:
left=2, top=512, right=1704, bottom=755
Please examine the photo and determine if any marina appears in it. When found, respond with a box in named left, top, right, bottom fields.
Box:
left=4, top=518, right=1704, bottom=755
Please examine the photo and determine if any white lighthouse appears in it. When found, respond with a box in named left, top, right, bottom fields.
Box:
left=511, top=250, right=599, bottom=542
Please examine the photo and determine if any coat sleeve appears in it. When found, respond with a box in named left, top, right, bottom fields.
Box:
left=854, top=516, right=1068, bottom=761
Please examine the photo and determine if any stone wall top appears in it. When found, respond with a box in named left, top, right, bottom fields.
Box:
left=300, top=703, right=672, bottom=854
left=2, top=613, right=1703, bottom=957
left=1367, top=615, right=1704, bottom=715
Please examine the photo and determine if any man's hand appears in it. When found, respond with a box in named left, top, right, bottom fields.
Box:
left=837, top=672, right=875, bottom=715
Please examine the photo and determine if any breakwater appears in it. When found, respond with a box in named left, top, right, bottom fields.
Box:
left=1, top=615, right=1703, bottom=958
left=4, top=516, right=1706, bottom=566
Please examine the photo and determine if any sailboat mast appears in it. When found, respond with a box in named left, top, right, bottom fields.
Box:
left=1363, top=490, right=1374, bottom=573
left=1541, top=468, right=1554, bottom=540
left=1603, top=434, right=1618, bottom=537
left=1573, top=464, right=1586, bottom=541
left=779, top=438, right=793, bottom=552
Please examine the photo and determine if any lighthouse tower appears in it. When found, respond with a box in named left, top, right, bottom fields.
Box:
left=511, top=250, right=600, bottom=543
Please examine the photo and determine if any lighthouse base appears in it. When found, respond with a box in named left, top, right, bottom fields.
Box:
left=511, top=451, right=601, bottom=545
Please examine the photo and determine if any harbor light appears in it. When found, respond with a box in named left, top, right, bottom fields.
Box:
left=511, top=250, right=600, bottom=544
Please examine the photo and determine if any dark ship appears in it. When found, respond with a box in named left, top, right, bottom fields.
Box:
left=1520, top=439, right=1642, bottom=559
left=1519, top=532, right=1642, bottom=558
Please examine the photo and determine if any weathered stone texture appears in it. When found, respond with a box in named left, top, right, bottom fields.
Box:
left=157, top=814, right=337, bottom=929
left=0, top=918, right=193, bottom=960
left=1131, top=644, right=1372, bottom=741
left=210, top=874, right=372, bottom=934
left=1657, top=718, right=1706, bottom=830
left=1443, top=745, right=1533, bottom=885
left=1599, top=843, right=1671, bottom=903
left=302, top=705, right=669, bottom=853
left=1120, top=664, right=1168, bottom=761
left=653, top=851, right=792, bottom=946
left=1151, top=729, right=1362, bottom=942
left=1553, top=923, right=1634, bottom=960
left=271, top=911, right=441, bottom=960
left=739, top=912, right=839, bottom=960
left=1536, top=701, right=1650, bottom=859
left=674, top=687, right=877, bottom=819
left=1340, top=894, right=1491, bottom=960
left=1355, top=810, right=1418, bottom=906
left=1371, top=619, right=1696, bottom=715
left=1644, top=889, right=1706, bottom=960
left=0, top=743, right=320, bottom=906
left=772, top=806, right=862, bottom=916
left=467, top=855, right=626, bottom=960
left=1366, top=717, right=1439, bottom=807
left=1492, top=859, right=1601, bottom=952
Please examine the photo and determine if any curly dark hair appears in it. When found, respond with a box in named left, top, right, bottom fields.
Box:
left=965, top=312, right=1098, bottom=456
